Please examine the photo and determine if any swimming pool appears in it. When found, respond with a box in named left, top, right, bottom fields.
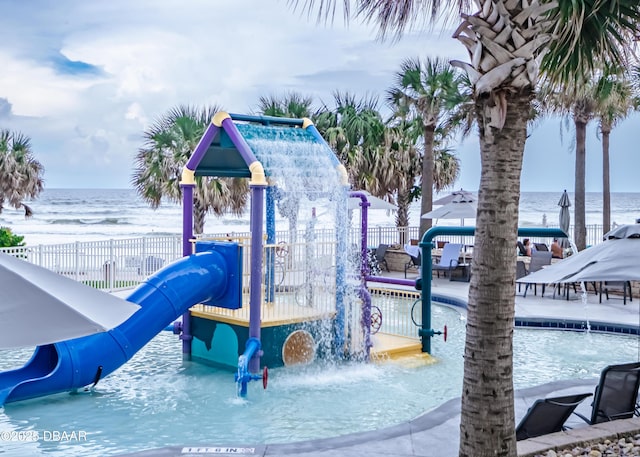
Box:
left=0, top=304, right=638, bottom=457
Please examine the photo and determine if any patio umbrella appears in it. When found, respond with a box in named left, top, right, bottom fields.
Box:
left=516, top=225, right=640, bottom=284
left=348, top=190, right=397, bottom=211
left=422, top=193, right=478, bottom=225
left=432, top=188, right=476, bottom=205
left=558, top=190, right=571, bottom=248
left=0, top=253, right=140, bottom=349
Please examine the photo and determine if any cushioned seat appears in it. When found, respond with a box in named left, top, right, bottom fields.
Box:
left=522, top=251, right=552, bottom=297
left=516, top=393, right=592, bottom=441
left=404, top=252, right=421, bottom=278
left=517, top=361, right=640, bottom=441
left=432, top=243, right=462, bottom=279
left=374, top=244, right=389, bottom=272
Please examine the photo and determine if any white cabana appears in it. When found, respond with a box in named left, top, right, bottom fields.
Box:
left=517, top=230, right=640, bottom=285
left=0, top=253, right=140, bottom=348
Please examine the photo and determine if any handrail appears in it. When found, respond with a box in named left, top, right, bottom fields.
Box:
left=418, top=226, right=568, bottom=354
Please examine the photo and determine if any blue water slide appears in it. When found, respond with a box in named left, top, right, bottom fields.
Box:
left=0, top=243, right=242, bottom=406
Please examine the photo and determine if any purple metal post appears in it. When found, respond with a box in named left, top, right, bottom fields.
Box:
left=178, top=121, right=218, bottom=360
left=248, top=184, right=265, bottom=374
left=181, top=185, right=194, bottom=257
left=359, top=286, right=373, bottom=360
left=180, top=183, right=195, bottom=359
left=349, top=191, right=374, bottom=359
left=220, top=118, right=260, bottom=165
left=349, top=191, right=371, bottom=278
left=185, top=123, right=220, bottom=170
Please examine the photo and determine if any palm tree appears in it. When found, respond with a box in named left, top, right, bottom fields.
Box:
left=287, top=2, right=640, bottom=456
left=541, top=78, right=599, bottom=251
left=0, top=129, right=44, bottom=217
left=571, top=94, right=595, bottom=251
left=387, top=56, right=470, bottom=238
left=132, top=105, right=248, bottom=234
left=594, top=71, right=639, bottom=234
left=256, top=92, right=314, bottom=118
left=377, top=119, right=422, bottom=231
left=314, top=92, right=388, bottom=193
left=382, top=108, right=462, bottom=236
left=315, top=93, right=422, bottom=241
left=433, top=143, right=461, bottom=192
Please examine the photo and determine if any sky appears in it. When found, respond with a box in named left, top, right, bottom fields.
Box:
left=1, top=0, right=638, bottom=193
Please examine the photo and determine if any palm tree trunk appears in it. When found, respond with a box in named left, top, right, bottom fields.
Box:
left=574, top=120, right=587, bottom=250
left=419, top=125, right=435, bottom=239
left=193, top=197, right=207, bottom=234
left=395, top=186, right=411, bottom=245
left=602, top=129, right=611, bottom=234
left=459, top=92, right=529, bottom=457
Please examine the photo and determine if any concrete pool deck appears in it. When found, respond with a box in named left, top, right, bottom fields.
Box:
left=121, top=276, right=640, bottom=457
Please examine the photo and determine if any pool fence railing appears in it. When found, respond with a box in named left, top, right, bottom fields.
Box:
left=0, top=223, right=605, bottom=293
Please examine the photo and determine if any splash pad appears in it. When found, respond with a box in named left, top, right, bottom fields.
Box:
left=0, top=112, right=420, bottom=409
left=178, top=112, right=388, bottom=396
left=0, top=111, right=579, bottom=409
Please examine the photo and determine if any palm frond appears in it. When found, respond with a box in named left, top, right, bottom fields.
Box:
left=358, top=0, right=471, bottom=40
left=0, top=129, right=44, bottom=217
left=542, top=0, right=640, bottom=90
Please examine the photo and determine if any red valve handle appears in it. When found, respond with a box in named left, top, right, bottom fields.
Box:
left=263, top=366, right=268, bottom=389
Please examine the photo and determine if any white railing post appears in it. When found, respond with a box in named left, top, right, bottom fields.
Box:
left=109, top=239, right=115, bottom=291
left=75, top=241, right=80, bottom=281
left=142, top=236, right=147, bottom=277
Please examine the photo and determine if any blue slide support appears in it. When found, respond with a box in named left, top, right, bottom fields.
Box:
left=0, top=242, right=242, bottom=406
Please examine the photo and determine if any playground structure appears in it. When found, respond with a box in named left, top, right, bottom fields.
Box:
left=0, top=112, right=392, bottom=404
left=0, top=110, right=570, bottom=405
left=176, top=112, right=380, bottom=396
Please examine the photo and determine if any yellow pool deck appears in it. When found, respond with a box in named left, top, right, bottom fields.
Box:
left=369, top=332, right=425, bottom=361
left=190, top=294, right=426, bottom=361
left=190, top=302, right=336, bottom=328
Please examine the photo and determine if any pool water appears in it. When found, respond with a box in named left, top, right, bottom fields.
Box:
left=0, top=304, right=638, bottom=457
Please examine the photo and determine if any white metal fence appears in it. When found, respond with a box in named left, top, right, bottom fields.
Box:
left=0, top=236, right=183, bottom=291
left=0, top=224, right=606, bottom=292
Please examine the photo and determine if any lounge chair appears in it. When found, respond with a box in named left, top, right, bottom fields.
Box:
left=517, top=241, right=528, bottom=256
left=516, top=393, right=593, bottom=441
left=517, top=361, right=640, bottom=441
left=404, top=252, right=421, bottom=278
left=374, top=244, right=389, bottom=272
left=573, top=361, right=640, bottom=425
left=599, top=281, right=633, bottom=305
left=522, top=251, right=552, bottom=297
left=534, top=243, right=549, bottom=252
left=516, top=260, right=528, bottom=294
left=553, top=281, right=599, bottom=301
left=432, top=243, right=462, bottom=279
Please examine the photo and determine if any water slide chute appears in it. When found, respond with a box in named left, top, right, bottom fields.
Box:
left=0, top=242, right=241, bottom=406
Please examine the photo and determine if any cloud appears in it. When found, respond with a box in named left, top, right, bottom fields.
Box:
left=0, top=98, right=13, bottom=118
left=0, top=0, right=637, bottom=192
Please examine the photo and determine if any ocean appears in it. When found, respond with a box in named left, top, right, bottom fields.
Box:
left=0, top=188, right=638, bottom=246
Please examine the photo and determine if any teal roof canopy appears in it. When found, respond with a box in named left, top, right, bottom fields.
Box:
left=194, top=113, right=332, bottom=179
